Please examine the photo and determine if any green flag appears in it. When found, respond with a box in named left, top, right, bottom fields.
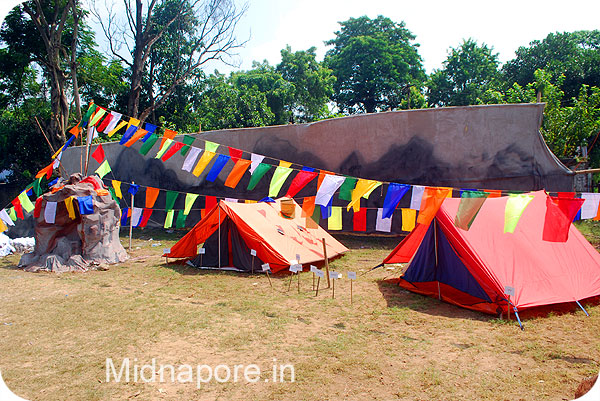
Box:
left=82, top=103, right=97, bottom=124
left=184, top=193, right=199, bottom=215
left=455, top=191, right=488, bottom=230
left=108, top=187, right=120, bottom=205
left=18, top=191, right=35, bottom=213
left=155, top=138, right=173, bottom=159
left=164, top=209, right=174, bottom=229
left=95, top=160, right=112, bottom=179
left=338, top=177, right=357, bottom=201
left=139, top=134, right=159, bottom=156
left=268, top=166, right=293, bottom=198
left=181, top=135, right=196, bottom=156
left=165, top=191, right=179, bottom=211
left=504, top=194, right=534, bottom=233
left=8, top=207, right=16, bottom=221
left=33, top=177, right=43, bottom=197
left=176, top=210, right=187, bottom=228
left=247, top=163, right=272, bottom=191
left=204, top=140, right=219, bottom=153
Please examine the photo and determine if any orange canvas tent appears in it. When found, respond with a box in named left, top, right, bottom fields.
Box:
left=163, top=198, right=348, bottom=273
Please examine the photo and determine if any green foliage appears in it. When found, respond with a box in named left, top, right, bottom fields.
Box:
left=501, top=30, right=600, bottom=103
left=325, top=15, right=426, bottom=114
left=426, top=39, right=501, bottom=107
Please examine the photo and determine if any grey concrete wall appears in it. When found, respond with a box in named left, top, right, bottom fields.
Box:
left=59, top=103, right=574, bottom=232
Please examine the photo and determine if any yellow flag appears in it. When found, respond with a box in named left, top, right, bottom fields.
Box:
left=112, top=180, right=122, bottom=198
left=328, top=206, right=342, bottom=230
left=192, top=151, right=215, bottom=177
left=0, top=219, right=7, bottom=233
left=401, top=208, right=416, bottom=232
left=346, top=179, right=382, bottom=212
left=65, top=196, right=76, bottom=219
left=107, top=121, right=127, bottom=137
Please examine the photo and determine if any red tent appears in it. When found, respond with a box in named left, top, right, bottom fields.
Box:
left=383, top=191, right=600, bottom=316
left=164, top=199, right=347, bottom=273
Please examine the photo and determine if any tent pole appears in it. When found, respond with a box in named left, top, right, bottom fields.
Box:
left=575, top=301, right=590, bottom=317
left=513, top=307, right=524, bottom=330
left=434, top=219, right=441, bottom=300
left=218, top=203, right=221, bottom=269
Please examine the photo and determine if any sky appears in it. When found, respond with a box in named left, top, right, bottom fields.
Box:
left=1, top=0, right=599, bottom=74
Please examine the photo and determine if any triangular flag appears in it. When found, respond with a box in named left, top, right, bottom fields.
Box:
left=317, top=170, right=333, bottom=191
left=112, top=180, right=122, bottom=198
left=542, top=195, right=584, bottom=242
left=119, top=120, right=140, bottom=145
left=164, top=209, right=175, bottom=229
left=249, top=154, right=265, bottom=174
left=96, top=112, right=113, bottom=132
left=11, top=199, right=24, bottom=219
left=95, top=160, right=111, bottom=178
left=139, top=133, right=159, bottom=155
left=382, top=183, right=410, bottom=219
left=192, top=151, right=215, bottom=177
left=145, top=187, right=160, bottom=209
left=328, top=207, right=342, bottom=230
left=204, top=140, right=219, bottom=153
left=224, top=159, right=251, bottom=189
left=181, top=135, right=196, bottom=156
left=165, top=191, right=179, bottom=211
left=315, top=175, right=346, bottom=207
left=247, top=163, right=272, bottom=190
left=17, top=191, right=34, bottom=213
left=139, top=208, right=153, bottom=228
left=155, top=138, right=173, bottom=159
left=454, top=190, right=489, bottom=230
left=102, top=112, right=122, bottom=133
left=338, top=177, right=357, bottom=201
left=184, top=193, right=199, bottom=215
left=286, top=168, right=317, bottom=198
left=346, top=179, right=382, bottom=212
left=107, top=120, right=127, bottom=137
left=161, top=129, right=177, bottom=148
left=123, top=129, right=148, bottom=147
left=144, top=122, right=157, bottom=134
left=206, top=154, right=231, bottom=182
left=416, top=187, right=451, bottom=225
left=504, top=194, right=534, bottom=233
left=91, top=144, right=105, bottom=164
left=353, top=208, right=367, bottom=232
left=182, top=147, right=202, bottom=172
left=81, top=103, right=97, bottom=126
left=228, top=147, right=243, bottom=163
left=268, top=161, right=294, bottom=198
left=161, top=141, right=185, bottom=161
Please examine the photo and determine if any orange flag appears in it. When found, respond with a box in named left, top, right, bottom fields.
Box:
left=484, top=189, right=502, bottom=198
left=302, top=196, right=316, bottom=217
left=224, top=159, right=251, bottom=189
left=417, top=187, right=452, bottom=225
left=161, top=129, right=177, bottom=148
left=145, top=187, right=160, bottom=209
left=123, top=129, right=148, bottom=147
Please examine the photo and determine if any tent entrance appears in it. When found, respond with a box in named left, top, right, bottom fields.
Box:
left=190, top=217, right=264, bottom=272
left=403, top=221, right=491, bottom=303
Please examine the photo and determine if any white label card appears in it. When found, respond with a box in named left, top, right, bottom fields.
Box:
left=262, top=263, right=270, bottom=272
left=250, top=249, right=257, bottom=256
left=289, top=265, right=298, bottom=273
left=310, top=265, right=317, bottom=273
left=163, top=248, right=171, bottom=254
left=296, top=254, right=301, bottom=262
left=329, top=271, right=340, bottom=279
left=315, top=269, right=324, bottom=278
left=347, top=271, right=357, bottom=280
left=198, top=248, right=205, bottom=254
left=504, top=286, right=515, bottom=297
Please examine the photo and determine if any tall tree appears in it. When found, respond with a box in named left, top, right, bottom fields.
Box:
left=276, top=46, right=335, bottom=122
left=502, top=31, right=600, bottom=103
left=426, top=39, right=500, bottom=107
left=93, top=0, right=247, bottom=122
left=324, top=15, right=425, bottom=114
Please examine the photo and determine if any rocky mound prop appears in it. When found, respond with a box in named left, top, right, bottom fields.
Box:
left=19, top=174, right=128, bottom=272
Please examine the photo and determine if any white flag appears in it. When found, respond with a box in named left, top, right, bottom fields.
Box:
left=44, top=201, right=57, bottom=224
left=249, top=153, right=265, bottom=174
left=102, top=112, right=122, bottom=133
left=410, top=185, right=425, bottom=210
left=182, top=147, right=201, bottom=172
left=376, top=207, right=392, bottom=232
left=315, top=175, right=346, bottom=207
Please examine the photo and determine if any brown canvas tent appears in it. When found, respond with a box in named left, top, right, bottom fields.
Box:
left=164, top=198, right=347, bottom=272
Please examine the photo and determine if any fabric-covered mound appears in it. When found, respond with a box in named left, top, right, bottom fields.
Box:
left=18, top=173, right=128, bottom=272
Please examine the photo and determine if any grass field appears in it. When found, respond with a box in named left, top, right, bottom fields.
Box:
left=1, top=226, right=599, bottom=401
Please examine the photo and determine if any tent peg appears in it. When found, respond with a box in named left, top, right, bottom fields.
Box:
left=513, top=307, right=524, bottom=330
left=575, top=301, right=590, bottom=317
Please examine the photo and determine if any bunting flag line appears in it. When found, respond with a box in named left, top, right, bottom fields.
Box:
left=268, top=161, right=293, bottom=198
left=504, top=194, right=534, bottom=233
left=286, top=167, right=317, bottom=198
left=315, top=174, right=346, bottom=207
left=417, top=187, right=452, bottom=225
left=224, top=159, right=251, bottom=189
left=382, top=183, right=410, bottom=219
left=247, top=163, right=271, bottom=190
left=192, top=151, right=215, bottom=177
left=454, top=190, right=489, bottom=230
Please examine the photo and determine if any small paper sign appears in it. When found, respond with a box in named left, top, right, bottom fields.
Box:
left=329, top=271, right=340, bottom=279
left=504, top=286, right=515, bottom=297
left=250, top=249, right=257, bottom=256
left=198, top=247, right=205, bottom=254
left=290, top=259, right=298, bottom=265
left=315, top=269, right=324, bottom=278
left=296, top=254, right=301, bottom=262
left=310, top=265, right=317, bottom=273
left=289, top=265, right=300, bottom=273
left=261, top=263, right=270, bottom=272
left=347, top=271, right=357, bottom=280
left=163, top=248, right=171, bottom=254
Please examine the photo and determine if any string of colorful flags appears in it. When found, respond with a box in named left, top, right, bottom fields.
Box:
left=0, top=102, right=596, bottom=241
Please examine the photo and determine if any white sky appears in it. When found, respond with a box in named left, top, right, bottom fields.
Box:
left=2, top=0, right=600, bottom=74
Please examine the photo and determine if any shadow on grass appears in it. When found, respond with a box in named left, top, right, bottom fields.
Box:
left=376, top=279, right=490, bottom=322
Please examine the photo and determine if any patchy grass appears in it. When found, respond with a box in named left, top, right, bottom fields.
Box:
left=0, top=229, right=598, bottom=400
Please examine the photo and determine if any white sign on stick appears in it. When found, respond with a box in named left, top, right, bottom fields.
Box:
left=262, top=263, right=271, bottom=272
left=198, top=247, right=205, bottom=254
left=315, top=269, right=325, bottom=278
left=347, top=271, right=357, bottom=280
left=504, top=286, right=515, bottom=297
left=329, top=271, right=341, bottom=280
left=310, top=265, right=317, bottom=273
left=296, top=254, right=301, bottom=263
left=163, top=248, right=171, bottom=254
left=250, top=249, right=257, bottom=256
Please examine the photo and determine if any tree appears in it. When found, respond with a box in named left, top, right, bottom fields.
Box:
left=276, top=46, right=335, bottom=122
left=324, top=15, right=425, bottom=114
left=502, top=31, right=600, bottom=103
left=93, top=0, right=247, bottom=122
left=426, top=38, right=500, bottom=107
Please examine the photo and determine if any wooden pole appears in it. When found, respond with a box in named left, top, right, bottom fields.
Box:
left=507, top=295, right=511, bottom=321
left=34, top=117, right=69, bottom=178
left=350, top=280, right=353, bottom=305
left=288, top=271, right=294, bottom=292
left=312, top=272, right=315, bottom=291
left=129, top=181, right=134, bottom=252
left=266, top=270, right=273, bottom=288
left=332, top=275, right=335, bottom=299
left=251, top=255, right=254, bottom=274
left=297, top=269, right=300, bottom=294
left=322, top=238, right=331, bottom=288
left=315, top=276, right=320, bottom=297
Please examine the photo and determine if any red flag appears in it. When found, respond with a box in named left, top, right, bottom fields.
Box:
left=96, top=113, right=113, bottom=132
left=542, top=195, right=584, bottom=242
left=353, top=208, right=367, bottom=231
left=161, top=142, right=185, bottom=161
left=91, top=144, right=105, bottom=164
left=139, top=208, right=153, bottom=228
left=228, top=147, right=243, bottom=164
left=11, top=198, right=24, bottom=219
left=33, top=197, right=43, bottom=218
left=205, top=196, right=217, bottom=210
left=35, top=162, right=54, bottom=179
left=286, top=169, right=318, bottom=198
left=484, top=189, right=502, bottom=198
